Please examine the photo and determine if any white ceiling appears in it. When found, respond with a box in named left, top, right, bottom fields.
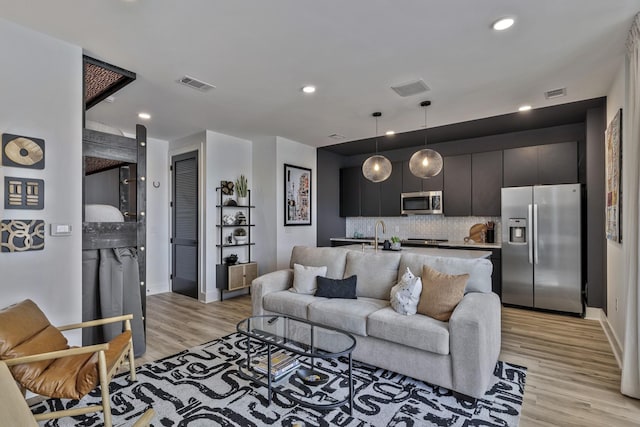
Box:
left=1, top=1, right=639, bottom=147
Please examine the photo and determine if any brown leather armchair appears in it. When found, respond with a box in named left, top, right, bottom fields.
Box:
left=0, top=299, right=138, bottom=427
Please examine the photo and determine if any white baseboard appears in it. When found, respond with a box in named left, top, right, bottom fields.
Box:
left=589, top=307, right=623, bottom=368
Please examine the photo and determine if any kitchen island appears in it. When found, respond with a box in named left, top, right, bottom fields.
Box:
left=338, top=244, right=491, bottom=259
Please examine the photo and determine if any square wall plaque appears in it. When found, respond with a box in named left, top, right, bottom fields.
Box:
left=5, top=177, right=44, bottom=210
left=1, top=219, right=45, bottom=252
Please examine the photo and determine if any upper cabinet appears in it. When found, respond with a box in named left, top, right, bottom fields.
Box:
left=503, top=141, right=577, bottom=187
left=340, top=166, right=361, bottom=217
left=380, top=161, right=402, bottom=216
left=402, top=161, right=443, bottom=193
left=471, top=151, right=503, bottom=216
left=443, top=154, right=472, bottom=216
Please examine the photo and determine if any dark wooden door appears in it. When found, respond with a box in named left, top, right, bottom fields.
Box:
left=472, top=150, right=503, bottom=216
left=171, top=151, right=199, bottom=299
left=340, top=167, right=361, bottom=217
left=443, top=154, right=472, bottom=216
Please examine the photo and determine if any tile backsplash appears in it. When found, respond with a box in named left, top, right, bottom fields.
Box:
left=346, top=216, right=501, bottom=242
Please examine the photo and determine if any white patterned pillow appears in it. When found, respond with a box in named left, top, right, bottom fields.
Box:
left=290, top=263, right=328, bottom=294
left=390, top=267, right=423, bottom=315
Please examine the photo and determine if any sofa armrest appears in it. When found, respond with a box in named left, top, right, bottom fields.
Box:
left=251, top=269, right=293, bottom=315
left=449, top=292, right=501, bottom=399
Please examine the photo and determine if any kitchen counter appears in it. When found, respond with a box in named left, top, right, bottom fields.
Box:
left=331, top=237, right=501, bottom=249
left=339, top=244, right=491, bottom=259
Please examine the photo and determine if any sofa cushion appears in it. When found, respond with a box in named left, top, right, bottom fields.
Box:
left=290, top=246, right=349, bottom=279
left=398, top=253, right=492, bottom=293
left=291, top=263, right=327, bottom=294
left=344, top=251, right=401, bottom=299
left=418, top=265, right=468, bottom=321
left=390, top=267, right=422, bottom=315
left=263, top=291, right=323, bottom=319
left=308, top=297, right=389, bottom=336
left=367, top=307, right=450, bottom=355
left=315, top=275, right=357, bottom=299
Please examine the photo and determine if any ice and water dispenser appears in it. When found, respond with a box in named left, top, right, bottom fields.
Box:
left=508, top=218, right=527, bottom=244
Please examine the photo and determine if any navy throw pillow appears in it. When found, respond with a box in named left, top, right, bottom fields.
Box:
left=315, top=275, right=357, bottom=299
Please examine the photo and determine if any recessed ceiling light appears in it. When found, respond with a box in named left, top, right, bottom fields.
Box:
left=385, top=131, right=395, bottom=136
left=138, top=112, right=151, bottom=120
left=518, top=105, right=532, bottom=112
left=302, top=85, right=316, bottom=94
left=492, top=17, right=515, bottom=31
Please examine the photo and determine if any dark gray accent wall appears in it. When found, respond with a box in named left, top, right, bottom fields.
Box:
left=586, top=106, right=607, bottom=311
left=317, top=149, right=347, bottom=246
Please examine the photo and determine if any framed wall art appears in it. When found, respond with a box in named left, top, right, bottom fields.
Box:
left=1, top=219, right=45, bottom=252
left=5, top=177, right=44, bottom=210
left=1, top=133, right=45, bottom=169
left=605, top=108, right=622, bottom=243
left=284, top=164, right=311, bottom=226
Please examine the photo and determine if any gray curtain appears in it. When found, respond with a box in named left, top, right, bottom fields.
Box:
left=82, top=248, right=146, bottom=357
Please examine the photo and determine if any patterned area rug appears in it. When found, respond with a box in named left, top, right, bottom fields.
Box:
left=32, top=333, right=526, bottom=426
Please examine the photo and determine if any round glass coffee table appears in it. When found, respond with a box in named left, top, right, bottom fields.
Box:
left=237, top=315, right=356, bottom=414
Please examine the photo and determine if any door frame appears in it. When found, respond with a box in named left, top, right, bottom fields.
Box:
left=169, top=143, right=205, bottom=301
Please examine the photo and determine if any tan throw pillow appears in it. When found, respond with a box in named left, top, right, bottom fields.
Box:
left=417, top=265, right=469, bottom=321
left=290, top=263, right=328, bottom=294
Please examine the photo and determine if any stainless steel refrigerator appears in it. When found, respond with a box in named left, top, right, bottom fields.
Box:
left=501, top=184, right=583, bottom=314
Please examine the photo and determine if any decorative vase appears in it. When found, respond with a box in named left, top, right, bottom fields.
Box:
left=237, top=196, right=248, bottom=206
left=391, top=242, right=401, bottom=250
left=234, top=235, right=248, bottom=244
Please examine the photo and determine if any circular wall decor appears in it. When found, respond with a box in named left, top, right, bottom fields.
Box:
left=4, top=138, right=44, bottom=166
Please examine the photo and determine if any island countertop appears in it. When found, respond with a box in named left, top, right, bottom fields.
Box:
left=339, top=244, right=491, bottom=259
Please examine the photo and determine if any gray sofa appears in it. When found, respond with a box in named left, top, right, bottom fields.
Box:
left=251, top=246, right=501, bottom=399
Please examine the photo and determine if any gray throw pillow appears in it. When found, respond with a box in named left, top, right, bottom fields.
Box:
left=315, top=275, right=357, bottom=299
left=290, top=263, right=328, bottom=294
left=390, top=267, right=423, bottom=315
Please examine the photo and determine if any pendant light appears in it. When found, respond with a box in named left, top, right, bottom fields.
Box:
left=409, top=101, right=443, bottom=178
left=362, top=112, right=392, bottom=183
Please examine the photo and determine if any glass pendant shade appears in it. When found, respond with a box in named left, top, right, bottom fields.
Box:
left=362, top=154, right=392, bottom=183
left=409, top=148, right=443, bottom=178
left=362, top=111, right=392, bottom=182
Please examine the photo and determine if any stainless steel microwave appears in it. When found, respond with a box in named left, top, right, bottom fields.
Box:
left=401, top=191, right=443, bottom=215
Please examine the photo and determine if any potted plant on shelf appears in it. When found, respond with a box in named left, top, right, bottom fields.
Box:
left=391, top=236, right=401, bottom=250
left=234, top=227, right=248, bottom=244
left=236, top=175, right=248, bottom=206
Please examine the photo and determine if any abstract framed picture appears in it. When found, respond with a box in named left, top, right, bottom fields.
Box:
left=1, top=219, right=45, bottom=252
left=284, top=164, right=311, bottom=226
left=1, top=133, right=45, bottom=169
left=5, top=177, right=44, bottom=210
left=605, top=109, right=622, bottom=243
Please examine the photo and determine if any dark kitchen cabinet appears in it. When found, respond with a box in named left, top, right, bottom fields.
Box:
left=472, top=151, right=503, bottom=216
left=402, top=161, right=443, bottom=193
left=360, top=176, right=380, bottom=217
left=380, top=161, right=402, bottom=216
left=443, top=154, right=472, bottom=216
left=340, top=167, right=361, bottom=217
left=503, top=142, right=577, bottom=187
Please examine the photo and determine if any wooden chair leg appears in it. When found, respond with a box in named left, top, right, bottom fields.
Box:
left=98, top=350, right=112, bottom=427
left=125, top=318, right=137, bottom=381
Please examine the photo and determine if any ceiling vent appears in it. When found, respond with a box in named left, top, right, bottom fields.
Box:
left=328, top=133, right=347, bottom=140
left=391, top=79, right=430, bottom=97
left=544, top=87, right=567, bottom=99
left=177, top=75, right=216, bottom=92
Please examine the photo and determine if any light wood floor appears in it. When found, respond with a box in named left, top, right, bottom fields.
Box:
left=140, top=292, right=640, bottom=426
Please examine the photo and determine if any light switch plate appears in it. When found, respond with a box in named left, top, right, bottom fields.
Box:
left=50, top=223, right=72, bottom=236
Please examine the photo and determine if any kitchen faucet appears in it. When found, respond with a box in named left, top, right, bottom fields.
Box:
left=374, top=220, right=386, bottom=252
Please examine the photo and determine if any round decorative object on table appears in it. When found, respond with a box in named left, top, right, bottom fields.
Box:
left=296, top=368, right=329, bottom=385
left=224, top=254, right=238, bottom=265
left=224, top=198, right=237, bottom=206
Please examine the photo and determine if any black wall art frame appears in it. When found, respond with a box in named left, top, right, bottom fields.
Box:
left=1, top=133, right=45, bottom=169
left=284, top=164, right=312, bottom=226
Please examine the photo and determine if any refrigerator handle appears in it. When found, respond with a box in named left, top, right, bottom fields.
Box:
left=534, top=204, right=539, bottom=264
left=528, top=204, right=533, bottom=264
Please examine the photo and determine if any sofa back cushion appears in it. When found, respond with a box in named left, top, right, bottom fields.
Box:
left=290, top=246, right=349, bottom=279
left=398, top=253, right=492, bottom=293
left=344, top=251, right=401, bottom=299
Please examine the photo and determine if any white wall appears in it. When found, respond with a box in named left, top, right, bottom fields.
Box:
left=275, top=137, right=317, bottom=269
left=252, top=137, right=278, bottom=273
left=205, top=130, right=252, bottom=301
left=146, top=137, right=170, bottom=295
left=0, top=19, right=83, bottom=343
left=606, top=60, right=628, bottom=349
